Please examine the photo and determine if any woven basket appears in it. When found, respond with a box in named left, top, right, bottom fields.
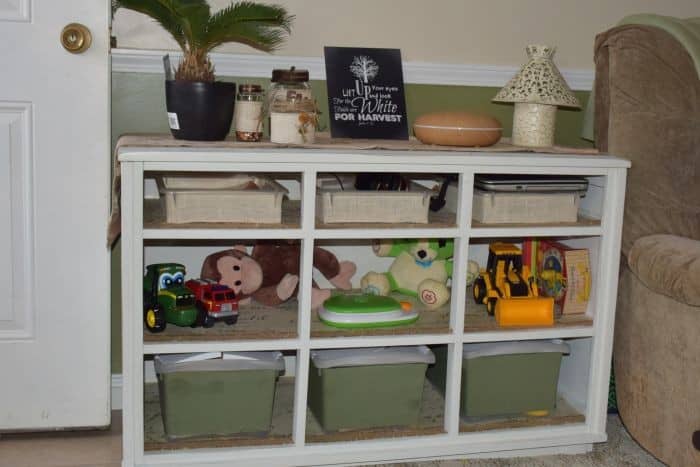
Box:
left=472, top=190, right=579, bottom=224
left=316, top=186, right=431, bottom=224
left=158, top=174, right=288, bottom=224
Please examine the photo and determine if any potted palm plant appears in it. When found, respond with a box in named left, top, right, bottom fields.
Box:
left=115, top=0, right=293, bottom=141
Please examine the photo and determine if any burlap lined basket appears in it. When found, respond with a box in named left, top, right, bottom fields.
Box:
left=316, top=186, right=431, bottom=224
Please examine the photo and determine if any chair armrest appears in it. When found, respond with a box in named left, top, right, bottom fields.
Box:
left=628, top=234, right=700, bottom=307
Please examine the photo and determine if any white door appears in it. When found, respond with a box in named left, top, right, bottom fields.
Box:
left=0, top=1, right=110, bottom=429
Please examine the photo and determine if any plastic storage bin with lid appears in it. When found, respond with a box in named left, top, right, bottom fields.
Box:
left=154, top=351, right=285, bottom=439
left=307, top=346, right=435, bottom=431
left=426, top=340, right=570, bottom=417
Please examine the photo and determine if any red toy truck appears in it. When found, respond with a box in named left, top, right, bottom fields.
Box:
left=185, top=279, right=240, bottom=328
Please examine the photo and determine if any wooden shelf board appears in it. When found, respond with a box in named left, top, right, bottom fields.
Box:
left=141, top=291, right=592, bottom=342
left=459, top=397, right=585, bottom=433
left=141, top=287, right=594, bottom=343
left=471, top=215, right=601, bottom=230
left=143, top=300, right=298, bottom=342
left=464, top=292, right=593, bottom=333
left=305, top=426, right=444, bottom=443
left=310, top=291, right=450, bottom=338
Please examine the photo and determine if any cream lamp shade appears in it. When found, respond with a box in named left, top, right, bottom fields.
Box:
left=493, top=45, right=580, bottom=147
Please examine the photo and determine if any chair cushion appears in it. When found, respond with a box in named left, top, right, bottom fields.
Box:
left=628, top=234, right=700, bottom=306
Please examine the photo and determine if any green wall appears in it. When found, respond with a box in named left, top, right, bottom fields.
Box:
left=110, top=72, right=591, bottom=373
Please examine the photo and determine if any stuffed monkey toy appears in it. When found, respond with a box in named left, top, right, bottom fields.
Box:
left=201, top=243, right=356, bottom=309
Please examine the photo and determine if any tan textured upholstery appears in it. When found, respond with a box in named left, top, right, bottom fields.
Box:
left=615, top=264, right=700, bottom=467
left=595, top=24, right=700, bottom=467
left=628, top=235, right=700, bottom=307
left=594, top=25, right=700, bottom=257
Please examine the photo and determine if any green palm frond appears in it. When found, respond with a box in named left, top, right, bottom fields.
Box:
left=163, top=0, right=210, bottom=51
left=203, top=2, right=293, bottom=53
left=114, top=0, right=189, bottom=49
left=114, top=0, right=293, bottom=81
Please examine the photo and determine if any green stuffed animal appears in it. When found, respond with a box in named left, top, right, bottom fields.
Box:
left=361, top=238, right=453, bottom=310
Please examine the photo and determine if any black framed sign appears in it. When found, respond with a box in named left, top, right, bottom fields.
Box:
left=324, top=46, right=409, bottom=139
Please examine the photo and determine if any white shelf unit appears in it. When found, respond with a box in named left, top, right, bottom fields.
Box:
left=119, top=146, right=629, bottom=467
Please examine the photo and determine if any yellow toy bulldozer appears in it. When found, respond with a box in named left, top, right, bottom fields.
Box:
left=472, top=242, right=554, bottom=326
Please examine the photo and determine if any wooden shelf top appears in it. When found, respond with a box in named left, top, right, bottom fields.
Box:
left=464, top=296, right=593, bottom=333
left=142, top=290, right=592, bottom=344
left=459, top=397, right=585, bottom=433
left=471, top=215, right=601, bottom=230
left=143, top=300, right=298, bottom=342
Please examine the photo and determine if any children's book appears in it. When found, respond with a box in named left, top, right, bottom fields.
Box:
left=523, top=239, right=591, bottom=316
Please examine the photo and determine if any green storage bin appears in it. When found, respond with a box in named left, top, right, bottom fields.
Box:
left=308, top=346, right=435, bottom=431
left=154, top=351, right=285, bottom=439
left=427, top=340, right=569, bottom=417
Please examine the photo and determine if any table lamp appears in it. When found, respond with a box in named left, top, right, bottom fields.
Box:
left=493, top=45, right=580, bottom=147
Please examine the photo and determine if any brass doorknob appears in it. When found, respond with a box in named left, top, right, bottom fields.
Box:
left=61, top=23, right=92, bottom=54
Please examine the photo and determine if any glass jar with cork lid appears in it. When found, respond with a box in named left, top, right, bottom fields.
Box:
left=269, top=67, right=316, bottom=144
left=233, top=84, right=265, bottom=142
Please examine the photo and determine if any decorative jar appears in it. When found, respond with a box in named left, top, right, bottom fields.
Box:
left=233, top=84, right=264, bottom=142
left=269, top=67, right=316, bottom=144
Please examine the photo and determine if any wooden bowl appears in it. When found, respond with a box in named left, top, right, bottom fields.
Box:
left=413, top=111, right=502, bottom=147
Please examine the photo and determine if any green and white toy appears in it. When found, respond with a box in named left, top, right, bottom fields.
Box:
left=318, top=294, right=418, bottom=328
left=361, top=238, right=454, bottom=310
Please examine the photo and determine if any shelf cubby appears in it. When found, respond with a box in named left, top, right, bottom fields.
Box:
left=310, top=290, right=451, bottom=338
left=314, top=171, right=458, bottom=230
left=458, top=397, right=585, bottom=433
left=142, top=171, right=303, bottom=232
left=463, top=293, right=593, bottom=335
left=144, top=198, right=302, bottom=232
left=144, top=299, right=299, bottom=343
left=315, top=209, right=457, bottom=230
left=305, top=378, right=446, bottom=444
left=143, top=377, right=295, bottom=451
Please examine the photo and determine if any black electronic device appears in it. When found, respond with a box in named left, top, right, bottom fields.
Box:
left=354, top=173, right=408, bottom=191
left=475, top=174, right=589, bottom=193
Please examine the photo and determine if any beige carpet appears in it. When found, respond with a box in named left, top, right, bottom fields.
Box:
left=370, top=414, right=664, bottom=467
left=0, top=412, right=663, bottom=467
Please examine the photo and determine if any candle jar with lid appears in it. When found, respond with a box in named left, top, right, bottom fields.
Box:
left=269, top=67, right=317, bottom=144
left=233, top=84, right=265, bottom=142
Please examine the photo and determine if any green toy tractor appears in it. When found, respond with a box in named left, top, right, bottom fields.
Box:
left=143, top=263, right=197, bottom=333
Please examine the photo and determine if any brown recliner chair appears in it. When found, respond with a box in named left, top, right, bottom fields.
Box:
left=594, top=23, right=700, bottom=467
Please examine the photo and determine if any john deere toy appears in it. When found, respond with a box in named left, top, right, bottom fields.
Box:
left=143, top=263, right=197, bottom=332
left=472, top=243, right=554, bottom=327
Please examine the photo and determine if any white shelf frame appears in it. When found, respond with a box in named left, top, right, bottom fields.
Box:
left=120, top=147, right=629, bottom=467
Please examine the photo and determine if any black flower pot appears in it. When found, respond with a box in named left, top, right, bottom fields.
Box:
left=165, top=80, right=236, bottom=141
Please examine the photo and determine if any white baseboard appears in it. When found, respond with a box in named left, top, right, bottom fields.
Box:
left=111, top=366, right=156, bottom=411
left=111, top=48, right=593, bottom=90
left=111, top=374, right=123, bottom=411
